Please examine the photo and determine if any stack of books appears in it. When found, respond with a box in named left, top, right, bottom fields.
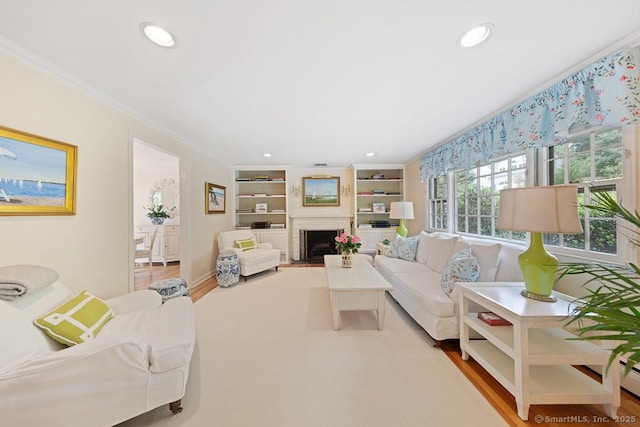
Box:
left=477, top=312, right=512, bottom=326
left=370, top=220, right=390, bottom=228
left=251, top=221, right=272, bottom=229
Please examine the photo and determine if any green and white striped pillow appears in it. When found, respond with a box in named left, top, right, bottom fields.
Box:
left=34, top=290, right=113, bottom=346
left=234, top=237, right=257, bottom=251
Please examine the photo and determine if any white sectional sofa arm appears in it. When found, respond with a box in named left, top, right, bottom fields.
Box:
left=0, top=332, right=149, bottom=379
left=1, top=337, right=153, bottom=427
left=106, top=289, right=162, bottom=315
left=147, top=296, right=196, bottom=373
left=256, top=242, right=273, bottom=249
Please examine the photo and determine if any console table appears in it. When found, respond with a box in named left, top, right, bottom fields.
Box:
left=458, top=282, right=620, bottom=421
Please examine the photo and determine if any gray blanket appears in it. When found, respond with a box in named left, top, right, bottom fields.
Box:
left=0, top=265, right=59, bottom=301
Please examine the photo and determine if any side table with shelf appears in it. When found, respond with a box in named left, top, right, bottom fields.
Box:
left=458, top=282, right=620, bottom=421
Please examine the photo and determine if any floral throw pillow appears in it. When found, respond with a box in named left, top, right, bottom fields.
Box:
left=385, top=235, right=419, bottom=262
left=440, top=248, right=480, bottom=298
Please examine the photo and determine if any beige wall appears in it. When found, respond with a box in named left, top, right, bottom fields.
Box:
left=0, top=52, right=231, bottom=298
left=403, top=158, right=426, bottom=235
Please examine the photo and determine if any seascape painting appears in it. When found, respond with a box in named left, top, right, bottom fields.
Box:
left=206, top=182, right=226, bottom=214
left=303, top=177, right=340, bottom=207
left=0, top=127, right=77, bottom=215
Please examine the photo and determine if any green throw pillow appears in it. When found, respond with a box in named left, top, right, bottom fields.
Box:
left=234, top=237, right=257, bottom=251
left=34, top=290, right=114, bottom=346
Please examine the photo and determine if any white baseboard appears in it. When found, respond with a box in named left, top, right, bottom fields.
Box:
left=589, top=361, right=640, bottom=398
left=191, top=271, right=214, bottom=288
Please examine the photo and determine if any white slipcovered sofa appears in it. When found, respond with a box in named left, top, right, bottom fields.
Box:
left=375, top=231, right=524, bottom=344
left=0, top=280, right=196, bottom=427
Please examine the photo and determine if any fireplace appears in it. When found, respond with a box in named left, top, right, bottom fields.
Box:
left=300, top=229, right=344, bottom=263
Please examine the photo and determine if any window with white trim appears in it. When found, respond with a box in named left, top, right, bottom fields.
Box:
left=454, top=154, right=527, bottom=238
left=544, top=127, right=624, bottom=259
left=427, top=175, right=448, bottom=230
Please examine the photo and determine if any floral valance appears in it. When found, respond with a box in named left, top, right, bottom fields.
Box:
left=419, top=47, right=640, bottom=181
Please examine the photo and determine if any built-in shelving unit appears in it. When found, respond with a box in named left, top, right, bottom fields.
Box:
left=234, top=166, right=289, bottom=262
left=352, top=164, right=405, bottom=253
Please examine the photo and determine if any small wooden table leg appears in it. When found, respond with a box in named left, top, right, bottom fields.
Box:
left=169, top=400, right=183, bottom=414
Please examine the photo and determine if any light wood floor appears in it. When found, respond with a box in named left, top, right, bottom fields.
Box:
left=136, top=262, right=640, bottom=426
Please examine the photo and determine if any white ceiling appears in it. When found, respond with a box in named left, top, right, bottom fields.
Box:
left=1, top=1, right=640, bottom=168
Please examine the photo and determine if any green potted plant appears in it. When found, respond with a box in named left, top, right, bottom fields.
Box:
left=559, top=191, right=640, bottom=375
left=146, top=204, right=172, bottom=225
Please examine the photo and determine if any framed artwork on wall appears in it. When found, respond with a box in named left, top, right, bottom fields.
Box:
left=0, top=126, right=77, bottom=215
left=372, top=202, right=386, bottom=213
left=303, top=176, right=340, bottom=207
left=205, top=182, right=226, bottom=214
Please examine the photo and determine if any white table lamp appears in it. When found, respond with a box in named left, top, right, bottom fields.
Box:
left=389, top=202, right=414, bottom=238
left=496, top=185, right=583, bottom=302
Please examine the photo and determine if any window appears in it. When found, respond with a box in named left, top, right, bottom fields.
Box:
left=434, top=125, right=633, bottom=264
left=454, top=154, right=527, bottom=238
left=545, top=127, right=623, bottom=257
left=428, top=175, right=448, bottom=230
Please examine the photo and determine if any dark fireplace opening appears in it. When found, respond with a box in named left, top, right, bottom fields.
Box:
left=300, top=229, right=344, bottom=263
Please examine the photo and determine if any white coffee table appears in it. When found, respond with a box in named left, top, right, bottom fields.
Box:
left=324, top=254, right=393, bottom=331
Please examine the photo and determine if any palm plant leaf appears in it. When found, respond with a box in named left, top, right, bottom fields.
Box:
left=558, top=191, right=640, bottom=374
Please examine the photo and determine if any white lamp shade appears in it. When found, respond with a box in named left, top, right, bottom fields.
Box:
left=496, top=185, right=583, bottom=233
left=389, top=202, right=414, bottom=220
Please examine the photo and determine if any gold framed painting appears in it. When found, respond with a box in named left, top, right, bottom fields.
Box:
left=0, top=126, right=77, bottom=215
left=303, top=176, right=340, bottom=207
left=206, top=182, right=226, bottom=214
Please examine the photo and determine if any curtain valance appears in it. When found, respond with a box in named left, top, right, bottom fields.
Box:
left=419, top=47, right=640, bottom=181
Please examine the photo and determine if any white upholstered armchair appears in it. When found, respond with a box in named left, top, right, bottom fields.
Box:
left=217, top=230, right=280, bottom=280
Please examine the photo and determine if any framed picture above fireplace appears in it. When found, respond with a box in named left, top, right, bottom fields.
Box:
left=303, top=176, right=340, bottom=207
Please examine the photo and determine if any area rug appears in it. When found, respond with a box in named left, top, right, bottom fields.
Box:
left=119, top=268, right=506, bottom=427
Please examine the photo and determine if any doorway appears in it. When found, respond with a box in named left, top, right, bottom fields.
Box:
left=132, top=139, right=182, bottom=290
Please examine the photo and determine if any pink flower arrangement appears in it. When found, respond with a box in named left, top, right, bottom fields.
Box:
left=334, top=232, right=362, bottom=254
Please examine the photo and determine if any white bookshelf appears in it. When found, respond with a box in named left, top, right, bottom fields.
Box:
left=234, top=166, right=289, bottom=262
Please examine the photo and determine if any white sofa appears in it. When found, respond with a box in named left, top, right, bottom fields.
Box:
left=0, top=281, right=196, bottom=427
left=375, top=231, right=524, bottom=344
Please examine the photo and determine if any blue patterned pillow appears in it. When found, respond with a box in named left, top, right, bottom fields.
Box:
left=440, top=248, right=480, bottom=297
left=385, top=235, right=419, bottom=262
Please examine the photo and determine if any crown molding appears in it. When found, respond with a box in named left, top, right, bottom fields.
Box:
left=0, top=35, right=231, bottom=167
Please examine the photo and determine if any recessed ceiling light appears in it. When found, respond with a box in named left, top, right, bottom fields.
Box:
left=263, top=153, right=272, bottom=158
left=366, top=152, right=376, bottom=157
left=458, top=24, right=493, bottom=48
left=141, top=23, right=176, bottom=48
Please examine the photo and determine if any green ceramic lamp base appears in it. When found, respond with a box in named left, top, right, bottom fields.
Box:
left=519, top=232, right=558, bottom=303
left=396, top=219, right=408, bottom=238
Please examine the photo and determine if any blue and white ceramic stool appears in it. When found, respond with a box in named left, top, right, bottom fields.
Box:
left=150, top=278, right=189, bottom=303
left=216, top=250, right=240, bottom=287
